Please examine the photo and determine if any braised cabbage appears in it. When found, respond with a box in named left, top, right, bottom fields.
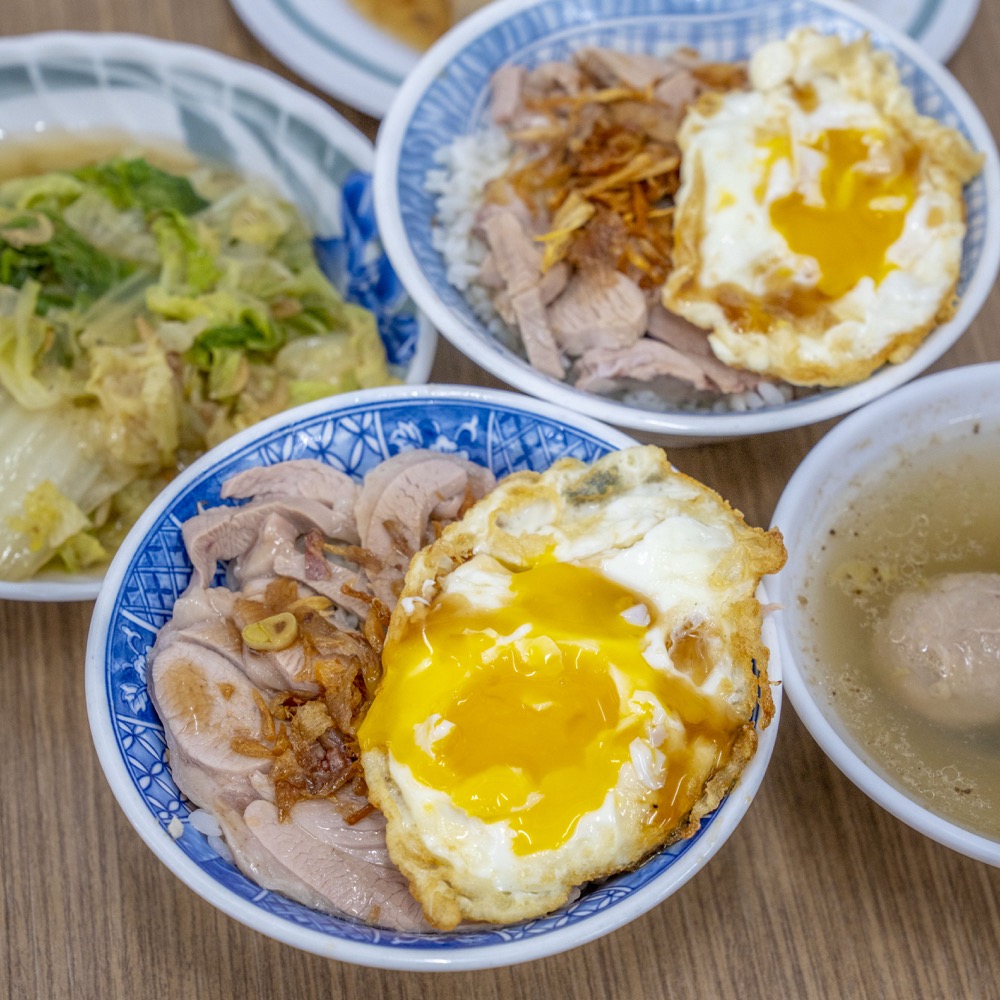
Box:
left=0, top=155, right=394, bottom=581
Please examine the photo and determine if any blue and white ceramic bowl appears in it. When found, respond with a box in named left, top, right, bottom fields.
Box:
left=373, top=0, right=1000, bottom=444
left=86, top=385, right=782, bottom=970
left=0, top=32, right=435, bottom=603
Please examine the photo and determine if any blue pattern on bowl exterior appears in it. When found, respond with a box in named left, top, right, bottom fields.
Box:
left=374, top=0, right=999, bottom=441
left=86, top=386, right=781, bottom=970
left=0, top=32, right=434, bottom=602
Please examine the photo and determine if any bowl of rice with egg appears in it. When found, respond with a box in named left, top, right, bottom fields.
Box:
left=373, top=0, right=999, bottom=442
left=86, top=384, right=785, bottom=969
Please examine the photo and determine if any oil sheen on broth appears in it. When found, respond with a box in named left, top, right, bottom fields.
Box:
left=0, top=130, right=198, bottom=181
left=802, top=428, right=1000, bottom=840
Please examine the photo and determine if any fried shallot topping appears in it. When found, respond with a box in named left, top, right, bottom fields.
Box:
left=230, top=575, right=390, bottom=822
left=488, top=52, right=747, bottom=290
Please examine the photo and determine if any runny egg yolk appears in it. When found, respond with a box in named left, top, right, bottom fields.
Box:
left=766, top=128, right=918, bottom=299
left=358, top=560, right=741, bottom=855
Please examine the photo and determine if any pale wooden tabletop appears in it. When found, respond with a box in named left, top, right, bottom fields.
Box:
left=1, top=1, right=998, bottom=997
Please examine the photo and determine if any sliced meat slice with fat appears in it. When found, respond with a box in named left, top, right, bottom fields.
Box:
left=149, top=640, right=270, bottom=813
left=237, top=798, right=431, bottom=931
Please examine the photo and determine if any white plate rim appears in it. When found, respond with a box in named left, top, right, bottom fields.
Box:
left=226, top=0, right=981, bottom=122
left=866, top=0, right=981, bottom=63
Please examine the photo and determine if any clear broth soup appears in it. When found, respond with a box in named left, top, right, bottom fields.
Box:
left=801, top=424, right=1000, bottom=840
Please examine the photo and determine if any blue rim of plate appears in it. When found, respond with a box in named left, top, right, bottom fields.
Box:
left=85, top=384, right=781, bottom=970
left=227, top=0, right=978, bottom=121
left=0, top=32, right=435, bottom=603
left=373, top=0, right=999, bottom=438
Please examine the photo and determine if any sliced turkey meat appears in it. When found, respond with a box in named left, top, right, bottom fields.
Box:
left=548, top=265, right=649, bottom=356
left=240, top=799, right=430, bottom=931
left=646, top=304, right=765, bottom=394
left=221, top=459, right=359, bottom=512
left=478, top=211, right=564, bottom=377
left=150, top=452, right=499, bottom=930
left=183, top=497, right=357, bottom=588
left=573, top=337, right=722, bottom=393
left=654, top=69, right=705, bottom=112
left=490, top=63, right=526, bottom=125
left=355, top=451, right=496, bottom=602
left=149, top=639, right=270, bottom=813
left=576, top=47, right=681, bottom=89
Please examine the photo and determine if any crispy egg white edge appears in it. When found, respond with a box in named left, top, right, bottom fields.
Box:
left=665, top=31, right=968, bottom=382
left=372, top=456, right=756, bottom=881
left=382, top=752, right=665, bottom=895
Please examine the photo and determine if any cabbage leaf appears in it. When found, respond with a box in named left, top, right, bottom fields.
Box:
left=0, top=153, right=394, bottom=581
left=72, top=158, right=210, bottom=216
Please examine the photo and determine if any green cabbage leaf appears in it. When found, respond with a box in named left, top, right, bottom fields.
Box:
left=0, top=154, right=393, bottom=581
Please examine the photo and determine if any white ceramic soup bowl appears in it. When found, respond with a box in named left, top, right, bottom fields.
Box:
left=0, top=32, right=435, bottom=603
left=373, top=0, right=999, bottom=445
left=86, top=384, right=782, bottom=970
left=770, top=363, right=1000, bottom=866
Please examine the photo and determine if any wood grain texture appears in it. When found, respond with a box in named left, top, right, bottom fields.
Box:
left=1, top=2, right=999, bottom=997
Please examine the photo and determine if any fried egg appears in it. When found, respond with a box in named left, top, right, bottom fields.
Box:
left=358, top=446, right=786, bottom=929
left=663, top=29, right=983, bottom=387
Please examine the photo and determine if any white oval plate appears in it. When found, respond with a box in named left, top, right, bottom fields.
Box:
left=228, top=0, right=979, bottom=121
left=863, top=0, right=980, bottom=63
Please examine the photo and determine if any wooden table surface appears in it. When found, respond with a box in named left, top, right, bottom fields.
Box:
left=2, top=1, right=999, bottom=997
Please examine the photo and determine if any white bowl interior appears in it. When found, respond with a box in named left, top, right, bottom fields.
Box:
left=771, top=363, right=1000, bottom=865
left=86, top=384, right=782, bottom=970
left=229, top=0, right=421, bottom=119
left=374, top=0, right=1000, bottom=440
